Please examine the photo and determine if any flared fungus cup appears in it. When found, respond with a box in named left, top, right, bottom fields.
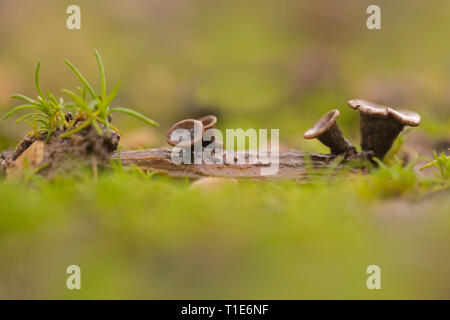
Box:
left=348, top=99, right=421, bottom=160
left=304, top=109, right=356, bottom=155
left=166, top=119, right=204, bottom=148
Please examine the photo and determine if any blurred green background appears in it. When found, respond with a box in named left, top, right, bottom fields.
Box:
left=0, top=0, right=449, bottom=299
left=1, top=0, right=449, bottom=152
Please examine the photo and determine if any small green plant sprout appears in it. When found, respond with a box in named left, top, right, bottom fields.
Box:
left=420, top=151, right=450, bottom=180
left=3, top=50, right=158, bottom=141
left=60, top=49, right=158, bottom=138
left=3, top=62, right=68, bottom=142
left=366, top=157, right=418, bottom=198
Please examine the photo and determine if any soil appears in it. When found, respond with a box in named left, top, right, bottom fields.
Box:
left=0, top=149, right=14, bottom=175
left=0, top=118, right=120, bottom=177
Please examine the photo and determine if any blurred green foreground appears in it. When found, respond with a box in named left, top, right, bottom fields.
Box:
left=0, top=164, right=449, bottom=299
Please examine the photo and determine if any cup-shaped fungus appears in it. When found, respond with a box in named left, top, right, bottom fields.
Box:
left=348, top=99, right=421, bottom=160
left=304, top=109, right=356, bottom=155
left=166, top=119, right=204, bottom=147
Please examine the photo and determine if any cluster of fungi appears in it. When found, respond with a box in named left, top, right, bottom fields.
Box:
left=163, top=99, right=421, bottom=163
left=95, top=99, right=423, bottom=179
left=303, top=99, right=421, bottom=161
left=1, top=99, right=422, bottom=180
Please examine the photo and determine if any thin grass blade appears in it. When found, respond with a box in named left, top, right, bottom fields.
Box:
left=59, top=119, right=92, bottom=138
left=107, top=107, right=159, bottom=126
left=64, top=59, right=98, bottom=100
left=35, top=62, right=45, bottom=98
left=100, top=82, right=121, bottom=116
left=11, top=94, right=39, bottom=105
left=94, top=49, right=107, bottom=99
left=62, top=89, right=89, bottom=111
left=91, top=119, right=103, bottom=136
left=3, top=105, right=43, bottom=120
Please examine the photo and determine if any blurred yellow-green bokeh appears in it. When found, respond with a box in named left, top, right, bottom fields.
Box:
left=1, top=0, right=449, bottom=151
left=0, top=0, right=449, bottom=299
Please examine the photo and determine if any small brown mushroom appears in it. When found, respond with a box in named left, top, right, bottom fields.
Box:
left=348, top=99, right=421, bottom=160
left=303, top=109, right=356, bottom=155
left=166, top=119, right=204, bottom=147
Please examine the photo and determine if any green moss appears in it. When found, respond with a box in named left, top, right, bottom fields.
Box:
left=0, top=162, right=448, bottom=299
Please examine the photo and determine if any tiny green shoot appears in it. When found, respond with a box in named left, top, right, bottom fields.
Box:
left=420, top=150, right=450, bottom=180
left=3, top=50, right=158, bottom=141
